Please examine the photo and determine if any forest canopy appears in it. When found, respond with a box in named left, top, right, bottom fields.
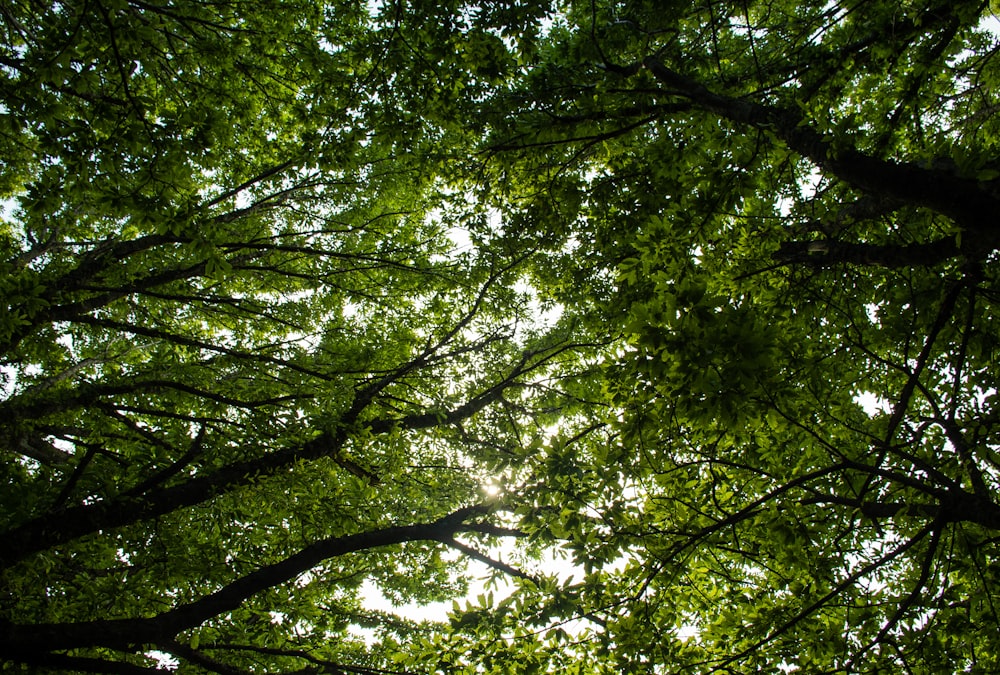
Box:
left=2, top=0, right=1000, bottom=673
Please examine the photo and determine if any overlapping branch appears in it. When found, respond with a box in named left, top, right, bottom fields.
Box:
left=0, top=505, right=504, bottom=663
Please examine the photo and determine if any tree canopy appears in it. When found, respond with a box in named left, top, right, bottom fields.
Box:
left=2, top=0, right=1000, bottom=673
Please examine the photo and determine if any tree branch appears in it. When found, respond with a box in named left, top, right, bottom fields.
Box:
left=0, top=326, right=552, bottom=568
left=206, top=643, right=417, bottom=675
left=440, top=537, right=534, bottom=582
left=773, top=238, right=960, bottom=268
left=0, top=506, right=493, bottom=657
left=710, top=520, right=938, bottom=673
left=641, top=57, right=1000, bottom=250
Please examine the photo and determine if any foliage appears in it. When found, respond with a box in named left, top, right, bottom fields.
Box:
left=439, top=0, right=1000, bottom=673
left=4, top=0, right=1000, bottom=673
left=0, top=1, right=580, bottom=672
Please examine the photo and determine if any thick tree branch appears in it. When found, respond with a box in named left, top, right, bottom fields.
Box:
left=0, top=338, right=555, bottom=568
left=641, top=57, right=1000, bottom=252
left=0, top=506, right=493, bottom=657
left=0, top=424, right=356, bottom=570
left=0, top=650, right=168, bottom=674
left=774, top=238, right=960, bottom=268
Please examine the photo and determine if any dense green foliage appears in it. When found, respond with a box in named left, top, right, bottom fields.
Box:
left=452, top=1, right=1000, bottom=672
left=2, top=0, right=1000, bottom=673
left=0, top=1, right=574, bottom=672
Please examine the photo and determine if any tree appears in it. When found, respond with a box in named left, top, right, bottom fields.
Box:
left=433, top=0, right=1000, bottom=672
left=0, top=1, right=582, bottom=672
left=5, top=0, right=1000, bottom=673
